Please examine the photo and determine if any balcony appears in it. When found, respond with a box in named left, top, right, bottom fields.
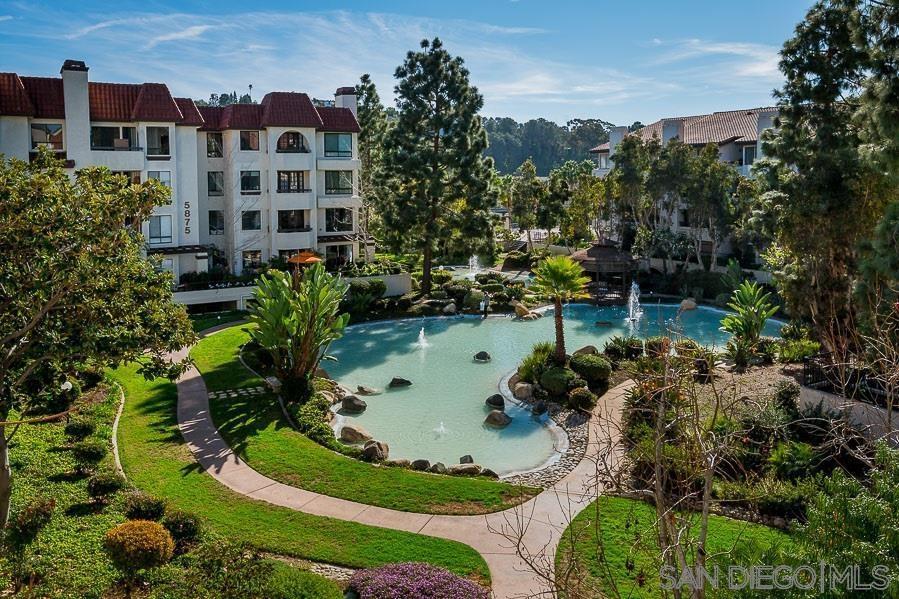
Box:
left=317, top=156, right=361, bottom=170
left=274, top=229, right=314, bottom=249
left=317, top=194, right=362, bottom=208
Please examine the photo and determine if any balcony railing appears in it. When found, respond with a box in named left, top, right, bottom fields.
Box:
left=276, top=147, right=311, bottom=154
left=92, top=145, right=143, bottom=151
left=324, top=150, right=353, bottom=158
left=325, top=187, right=353, bottom=195
left=277, top=187, right=312, bottom=193
left=277, top=226, right=312, bottom=233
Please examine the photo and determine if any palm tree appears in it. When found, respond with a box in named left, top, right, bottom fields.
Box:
left=531, top=256, right=591, bottom=364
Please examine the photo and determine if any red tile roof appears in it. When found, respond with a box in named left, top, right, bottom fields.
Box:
left=174, top=98, right=204, bottom=126
left=88, top=82, right=141, bottom=121
left=220, top=103, right=264, bottom=129
left=0, top=73, right=35, bottom=116
left=261, top=92, right=322, bottom=128
left=197, top=106, right=224, bottom=131
left=132, top=83, right=183, bottom=121
left=20, top=77, right=65, bottom=119
left=316, top=106, right=360, bottom=133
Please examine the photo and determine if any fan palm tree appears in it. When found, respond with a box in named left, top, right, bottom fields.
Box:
left=531, top=256, right=591, bottom=364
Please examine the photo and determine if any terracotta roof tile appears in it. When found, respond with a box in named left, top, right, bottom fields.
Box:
left=315, top=106, right=360, bottom=133
left=220, top=103, right=264, bottom=129
left=131, top=83, right=183, bottom=121
left=197, top=106, right=224, bottom=131
left=0, top=73, right=34, bottom=116
left=174, top=97, right=204, bottom=126
left=260, top=92, right=322, bottom=128
left=88, top=82, right=141, bottom=121
left=19, top=77, right=65, bottom=119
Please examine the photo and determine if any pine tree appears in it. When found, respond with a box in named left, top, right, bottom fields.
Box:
left=510, top=158, right=544, bottom=251
left=376, top=38, right=495, bottom=293
left=354, top=74, right=388, bottom=249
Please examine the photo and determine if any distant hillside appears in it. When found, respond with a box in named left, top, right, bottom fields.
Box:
left=482, top=117, right=612, bottom=176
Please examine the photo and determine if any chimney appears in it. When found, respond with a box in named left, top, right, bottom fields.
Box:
left=608, top=126, right=628, bottom=158
left=660, top=119, right=684, bottom=146
left=60, top=60, right=90, bottom=166
left=755, top=109, right=778, bottom=160
left=334, top=86, right=357, bottom=117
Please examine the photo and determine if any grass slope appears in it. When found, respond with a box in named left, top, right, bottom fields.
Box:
left=191, top=325, right=539, bottom=514
left=188, top=309, right=248, bottom=334
left=556, top=496, right=795, bottom=598
left=110, top=363, right=490, bottom=581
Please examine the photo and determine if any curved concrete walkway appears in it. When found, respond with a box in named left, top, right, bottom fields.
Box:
left=172, top=337, right=629, bottom=598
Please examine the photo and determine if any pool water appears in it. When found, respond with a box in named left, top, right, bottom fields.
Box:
left=326, top=304, right=782, bottom=475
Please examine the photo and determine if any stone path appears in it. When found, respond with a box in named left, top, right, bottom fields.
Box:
left=170, top=333, right=630, bottom=599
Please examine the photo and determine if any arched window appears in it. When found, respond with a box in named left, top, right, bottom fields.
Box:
left=276, top=131, right=309, bottom=153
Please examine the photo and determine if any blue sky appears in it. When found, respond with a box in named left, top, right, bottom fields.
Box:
left=0, top=1, right=814, bottom=125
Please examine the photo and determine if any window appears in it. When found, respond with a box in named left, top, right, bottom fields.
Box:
left=325, top=208, right=353, bottom=232
left=207, top=171, right=224, bottom=196
left=743, top=145, right=757, bottom=166
left=148, top=171, right=171, bottom=188
left=277, top=171, right=307, bottom=193
left=598, top=154, right=610, bottom=169
left=325, top=244, right=352, bottom=270
left=240, top=171, right=261, bottom=194
left=148, top=215, right=172, bottom=244
left=208, top=210, right=225, bottom=235
left=279, top=248, right=313, bottom=260
left=159, top=258, right=174, bottom=272
left=277, top=210, right=308, bottom=232
left=114, top=171, right=141, bottom=185
left=325, top=171, right=353, bottom=195
left=146, top=126, right=170, bottom=156
left=324, top=133, right=352, bottom=157
left=276, top=131, right=308, bottom=153
left=240, top=130, right=259, bottom=151
left=91, top=126, right=137, bottom=150
left=207, top=132, right=223, bottom=157
left=678, top=209, right=690, bottom=228
left=241, top=210, right=261, bottom=231
left=242, top=250, right=262, bottom=272
left=30, top=123, right=63, bottom=150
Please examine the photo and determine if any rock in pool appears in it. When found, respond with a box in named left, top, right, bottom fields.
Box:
left=362, top=440, right=389, bottom=462
left=340, top=395, right=367, bottom=414
left=356, top=385, right=379, bottom=396
left=339, top=424, right=371, bottom=444
left=388, top=377, right=412, bottom=388
left=459, top=454, right=474, bottom=464
left=473, top=351, right=491, bottom=362
left=484, top=410, right=512, bottom=428
left=485, top=393, right=505, bottom=410
left=410, top=459, right=431, bottom=471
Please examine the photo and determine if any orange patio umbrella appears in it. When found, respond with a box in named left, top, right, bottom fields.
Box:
left=287, top=251, right=322, bottom=266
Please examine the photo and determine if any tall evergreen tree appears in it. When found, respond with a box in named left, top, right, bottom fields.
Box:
left=376, top=38, right=495, bottom=293
left=510, top=158, right=544, bottom=250
left=354, top=74, right=388, bottom=245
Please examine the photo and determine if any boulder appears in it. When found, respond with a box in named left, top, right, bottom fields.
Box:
left=680, top=297, right=698, bottom=311
left=522, top=313, right=540, bottom=321
left=532, top=400, right=547, bottom=416
left=388, top=459, right=411, bottom=468
left=459, top=454, right=474, bottom=464
left=573, top=345, right=598, bottom=356
left=340, top=395, right=367, bottom=414
left=339, top=424, right=371, bottom=444
left=514, top=302, right=531, bottom=318
left=448, top=463, right=482, bottom=476
left=320, top=390, right=339, bottom=404
left=410, top=459, right=431, bottom=471
left=362, top=440, right=389, bottom=462
left=442, top=302, right=457, bottom=315
left=356, top=385, right=379, bottom=396
left=473, top=351, right=491, bottom=362
left=484, top=410, right=512, bottom=428
left=485, top=393, right=505, bottom=410
left=513, top=382, right=534, bottom=401
left=429, top=462, right=447, bottom=474
left=264, top=376, right=282, bottom=393
left=481, top=468, right=499, bottom=479
left=389, top=377, right=413, bottom=388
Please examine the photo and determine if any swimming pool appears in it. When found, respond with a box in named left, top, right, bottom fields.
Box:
left=326, top=304, right=782, bottom=475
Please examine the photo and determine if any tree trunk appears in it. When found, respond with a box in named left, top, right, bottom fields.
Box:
left=422, top=243, right=433, bottom=295
left=0, top=425, right=10, bottom=528
left=526, top=229, right=533, bottom=253
left=554, top=297, right=566, bottom=364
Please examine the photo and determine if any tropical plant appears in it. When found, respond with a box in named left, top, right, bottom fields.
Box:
left=518, top=342, right=554, bottom=384
left=248, top=265, right=349, bottom=402
left=720, top=281, right=779, bottom=352
left=530, top=256, right=591, bottom=364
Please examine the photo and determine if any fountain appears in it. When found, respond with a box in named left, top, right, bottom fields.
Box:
left=416, top=326, right=430, bottom=349
left=626, top=281, right=643, bottom=322
left=468, top=255, right=479, bottom=274
left=432, top=422, right=448, bottom=438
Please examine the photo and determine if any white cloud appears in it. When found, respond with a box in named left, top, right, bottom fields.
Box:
left=0, top=15, right=13, bottom=22
left=650, top=37, right=780, bottom=79
left=146, top=24, right=212, bottom=49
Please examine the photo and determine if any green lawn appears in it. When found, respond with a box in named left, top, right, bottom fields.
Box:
left=555, top=496, right=795, bottom=598
left=190, top=325, right=540, bottom=514
left=188, top=309, right=248, bottom=334
left=109, top=363, right=490, bottom=581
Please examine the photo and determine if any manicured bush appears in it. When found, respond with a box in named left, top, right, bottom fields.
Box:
left=294, top=395, right=337, bottom=448
left=604, top=336, right=644, bottom=363
left=87, top=470, right=125, bottom=502
left=504, top=283, right=526, bottom=301
left=569, top=353, right=612, bottom=386
left=568, top=387, right=598, bottom=411
left=6, top=497, right=55, bottom=547
left=348, top=562, right=489, bottom=599
left=539, top=367, right=582, bottom=397
left=491, top=291, right=510, bottom=305
left=518, top=341, right=553, bottom=384
left=124, top=490, right=166, bottom=521
left=462, top=289, right=485, bottom=310
left=104, top=520, right=174, bottom=578
left=64, top=415, right=96, bottom=441
left=367, top=279, right=387, bottom=299
left=503, top=250, right=529, bottom=268
left=777, top=339, right=821, bottom=363
left=479, top=282, right=504, bottom=294
left=162, top=509, right=203, bottom=547
left=430, top=270, right=454, bottom=285
left=755, top=336, right=779, bottom=364
left=348, top=279, right=371, bottom=297
left=768, top=441, right=819, bottom=481
left=474, top=272, right=503, bottom=285
left=71, top=438, right=107, bottom=472
left=429, top=289, right=448, bottom=300
left=397, top=297, right=413, bottom=311
left=645, top=336, right=671, bottom=358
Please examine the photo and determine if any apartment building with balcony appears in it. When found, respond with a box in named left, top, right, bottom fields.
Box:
left=0, top=59, right=363, bottom=280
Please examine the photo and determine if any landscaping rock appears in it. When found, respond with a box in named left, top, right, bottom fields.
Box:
left=680, top=297, right=698, bottom=311
left=388, top=377, right=412, bottom=388
left=410, top=459, right=431, bottom=471
left=481, top=468, right=499, bottom=479
left=473, top=351, right=491, bottom=362
left=484, top=410, right=512, bottom=428
left=265, top=376, right=282, bottom=392
left=573, top=345, right=598, bottom=356
left=340, top=395, right=367, bottom=414
left=532, top=400, right=547, bottom=416
left=339, top=424, right=372, bottom=444
left=513, top=382, right=534, bottom=401
left=320, top=390, right=340, bottom=404
left=459, top=454, right=474, bottom=464
left=485, top=393, right=505, bottom=410
left=388, top=459, right=410, bottom=468
left=356, top=385, right=379, bottom=396
left=448, top=463, right=482, bottom=476
left=513, top=302, right=531, bottom=318
left=442, top=303, right=457, bottom=315
left=429, top=462, right=447, bottom=474
left=362, top=440, right=389, bottom=462
left=522, top=313, right=540, bottom=321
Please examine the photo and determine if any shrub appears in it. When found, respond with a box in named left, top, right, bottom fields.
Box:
left=491, top=291, right=510, bottom=305
left=768, top=441, right=819, bottom=481
left=778, top=339, right=821, bottom=363
left=429, top=289, right=448, bottom=300
left=645, top=336, right=671, bottom=358
left=124, top=491, right=166, bottom=521
left=266, top=564, right=342, bottom=598
left=6, top=497, right=55, bottom=547
left=474, top=271, right=503, bottom=285
left=367, top=279, right=387, bottom=299
left=397, top=297, right=413, bottom=311
left=539, top=366, right=581, bottom=397
left=755, top=477, right=814, bottom=520
left=71, top=438, right=107, bottom=472
left=518, top=342, right=553, bottom=384
left=347, top=279, right=371, bottom=297
left=569, top=353, right=612, bottom=386
left=504, top=283, right=526, bottom=301
left=348, top=562, right=489, bottom=599
left=568, top=387, right=598, bottom=411
left=462, top=289, right=485, bottom=310
left=87, top=470, right=125, bottom=502
left=479, top=282, right=504, bottom=294
left=294, top=395, right=337, bottom=448
left=104, top=520, right=174, bottom=579
left=162, top=510, right=202, bottom=547
left=64, top=415, right=96, bottom=441
left=430, top=270, right=453, bottom=285
left=780, top=320, right=812, bottom=341
left=756, top=336, right=779, bottom=364
left=773, top=381, right=801, bottom=422
left=674, top=338, right=701, bottom=357
left=503, top=250, right=529, bottom=268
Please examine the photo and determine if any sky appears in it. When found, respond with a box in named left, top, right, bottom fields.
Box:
left=0, top=1, right=815, bottom=126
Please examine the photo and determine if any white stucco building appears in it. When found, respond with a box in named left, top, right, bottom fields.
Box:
left=0, top=60, right=363, bottom=280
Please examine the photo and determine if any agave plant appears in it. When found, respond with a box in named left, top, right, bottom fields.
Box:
left=248, top=264, right=349, bottom=402
left=531, top=256, right=591, bottom=364
left=720, top=280, right=778, bottom=365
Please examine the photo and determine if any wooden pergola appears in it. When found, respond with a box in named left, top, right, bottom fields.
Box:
left=570, top=241, right=637, bottom=303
